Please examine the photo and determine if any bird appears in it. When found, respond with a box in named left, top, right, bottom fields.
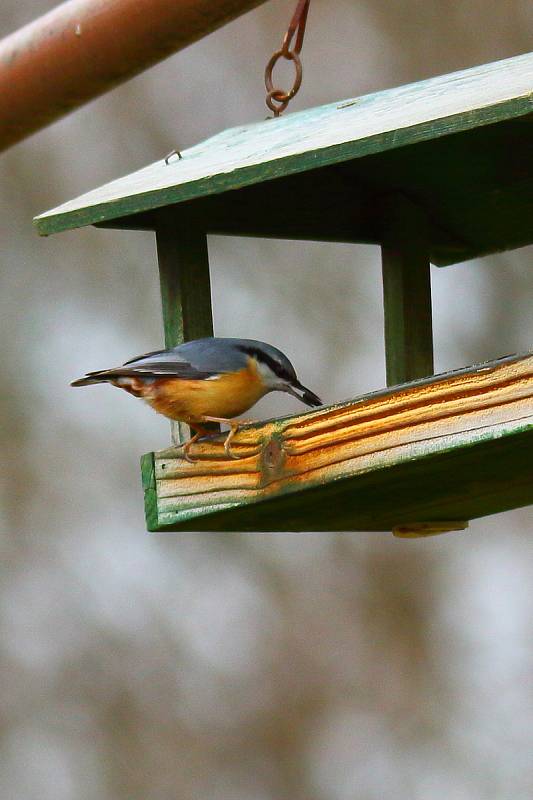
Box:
left=71, top=337, right=322, bottom=460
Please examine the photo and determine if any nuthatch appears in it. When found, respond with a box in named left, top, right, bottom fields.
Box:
left=71, top=337, right=322, bottom=459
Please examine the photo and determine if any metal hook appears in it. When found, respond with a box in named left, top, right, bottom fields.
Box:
left=164, top=149, right=183, bottom=165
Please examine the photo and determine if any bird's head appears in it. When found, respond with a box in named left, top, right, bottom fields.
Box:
left=237, top=342, right=322, bottom=408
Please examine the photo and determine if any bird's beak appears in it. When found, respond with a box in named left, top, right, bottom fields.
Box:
left=286, top=380, right=322, bottom=408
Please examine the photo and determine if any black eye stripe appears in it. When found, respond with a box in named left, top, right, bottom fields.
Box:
left=238, top=346, right=292, bottom=381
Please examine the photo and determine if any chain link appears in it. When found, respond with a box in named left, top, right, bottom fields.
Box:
left=264, top=0, right=310, bottom=117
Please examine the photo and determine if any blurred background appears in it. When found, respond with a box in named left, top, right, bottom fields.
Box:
left=1, top=1, right=533, bottom=798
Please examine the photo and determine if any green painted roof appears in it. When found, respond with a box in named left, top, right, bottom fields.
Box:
left=35, top=52, right=533, bottom=265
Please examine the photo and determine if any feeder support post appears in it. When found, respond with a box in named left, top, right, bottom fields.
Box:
left=381, top=196, right=434, bottom=386
left=155, top=209, right=215, bottom=444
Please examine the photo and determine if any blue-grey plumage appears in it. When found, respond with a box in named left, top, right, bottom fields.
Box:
left=73, top=338, right=321, bottom=404
left=71, top=337, right=322, bottom=459
left=124, top=338, right=304, bottom=382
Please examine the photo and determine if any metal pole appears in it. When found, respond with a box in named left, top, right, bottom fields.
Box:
left=0, top=0, right=268, bottom=153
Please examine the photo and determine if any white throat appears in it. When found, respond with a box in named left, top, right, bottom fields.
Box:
left=254, top=359, right=284, bottom=390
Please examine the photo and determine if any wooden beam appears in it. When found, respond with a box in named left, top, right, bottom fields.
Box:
left=142, top=352, right=533, bottom=532
left=381, top=197, right=434, bottom=385
left=155, top=209, right=215, bottom=444
left=0, top=0, right=267, bottom=153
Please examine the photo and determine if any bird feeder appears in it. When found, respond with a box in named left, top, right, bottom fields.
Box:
left=35, top=52, right=533, bottom=533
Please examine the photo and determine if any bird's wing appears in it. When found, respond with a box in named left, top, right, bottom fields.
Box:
left=84, top=359, right=218, bottom=382
left=72, top=340, right=248, bottom=386
left=119, top=346, right=223, bottom=379
left=70, top=356, right=217, bottom=386
left=123, top=348, right=169, bottom=364
left=122, top=340, right=248, bottom=377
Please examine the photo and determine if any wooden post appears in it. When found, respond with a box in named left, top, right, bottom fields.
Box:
left=381, top=197, right=434, bottom=386
left=155, top=208, right=215, bottom=444
left=379, top=197, right=467, bottom=536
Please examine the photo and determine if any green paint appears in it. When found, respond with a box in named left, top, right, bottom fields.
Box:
left=34, top=53, right=533, bottom=267
left=155, top=209, right=214, bottom=348
left=31, top=50, right=533, bottom=533
left=381, top=197, right=434, bottom=385
left=140, top=452, right=159, bottom=532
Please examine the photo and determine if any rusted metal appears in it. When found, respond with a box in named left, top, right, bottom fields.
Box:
left=265, top=0, right=310, bottom=116
left=0, top=0, right=268, bottom=153
left=281, top=0, right=310, bottom=54
left=264, top=50, right=302, bottom=115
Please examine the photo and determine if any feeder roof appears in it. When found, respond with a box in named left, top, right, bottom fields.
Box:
left=35, top=52, right=533, bottom=265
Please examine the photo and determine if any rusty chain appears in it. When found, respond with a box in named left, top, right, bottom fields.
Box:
left=264, top=0, right=310, bottom=116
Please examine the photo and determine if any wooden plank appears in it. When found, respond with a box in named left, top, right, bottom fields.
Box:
left=35, top=52, right=533, bottom=237
left=141, top=352, right=533, bottom=532
left=93, top=114, right=533, bottom=267
left=155, top=209, right=215, bottom=444
left=381, top=197, right=434, bottom=385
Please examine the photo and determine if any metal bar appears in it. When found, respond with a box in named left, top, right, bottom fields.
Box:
left=155, top=208, right=216, bottom=444
left=0, top=0, right=268, bottom=153
left=381, top=196, right=434, bottom=386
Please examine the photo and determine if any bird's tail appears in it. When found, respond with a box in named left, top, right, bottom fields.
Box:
left=71, top=365, right=150, bottom=387
left=71, top=370, right=112, bottom=387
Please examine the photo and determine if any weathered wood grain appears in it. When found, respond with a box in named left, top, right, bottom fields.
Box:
left=142, top=351, right=533, bottom=532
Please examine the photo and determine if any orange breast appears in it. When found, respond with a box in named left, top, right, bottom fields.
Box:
left=139, top=358, right=267, bottom=423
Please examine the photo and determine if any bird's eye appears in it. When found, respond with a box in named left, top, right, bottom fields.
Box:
left=237, top=346, right=294, bottom=382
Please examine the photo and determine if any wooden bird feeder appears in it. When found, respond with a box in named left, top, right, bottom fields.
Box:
left=35, top=52, right=533, bottom=533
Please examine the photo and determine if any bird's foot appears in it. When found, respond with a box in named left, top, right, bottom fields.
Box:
left=178, top=426, right=220, bottom=463
left=178, top=432, right=201, bottom=463
left=201, top=417, right=255, bottom=460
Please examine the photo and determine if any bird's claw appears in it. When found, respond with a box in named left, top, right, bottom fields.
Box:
left=199, top=416, right=256, bottom=461
left=223, top=424, right=241, bottom=460
left=224, top=441, right=240, bottom=460
left=177, top=419, right=254, bottom=461
left=181, top=447, right=197, bottom=464
left=178, top=434, right=200, bottom=463
left=177, top=428, right=241, bottom=462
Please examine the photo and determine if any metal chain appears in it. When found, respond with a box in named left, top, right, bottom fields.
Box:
left=264, top=0, right=310, bottom=117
